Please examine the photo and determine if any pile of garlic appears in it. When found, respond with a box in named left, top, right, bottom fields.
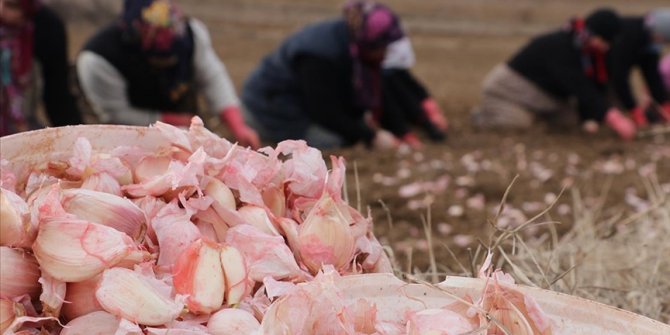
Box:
left=0, top=117, right=391, bottom=334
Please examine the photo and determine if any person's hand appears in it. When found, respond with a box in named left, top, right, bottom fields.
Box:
left=582, top=120, right=599, bottom=134
left=629, top=106, right=647, bottom=127
left=371, top=129, right=399, bottom=150
left=160, top=113, right=194, bottom=127
left=400, top=132, right=423, bottom=149
left=422, top=98, right=448, bottom=131
left=219, top=106, right=260, bottom=149
left=660, top=102, right=670, bottom=124
left=605, top=108, right=636, bottom=141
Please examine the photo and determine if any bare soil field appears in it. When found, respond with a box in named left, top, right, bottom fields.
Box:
left=60, top=0, right=669, bottom=319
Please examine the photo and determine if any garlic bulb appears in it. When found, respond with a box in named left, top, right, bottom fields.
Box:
left=62, top=275, right=103, bottom=321
left=208, top=308, right=260, bottom=335
left=61, top=188, right=146, bottom=241
left=33, top=219, right=136, bottom=282
left=220, top=245, right=252, bottom=306
left=0, top=188, right=35, bottom=248
left=0, top=247, right=41, bottom=299
left=298, top=194, right=355, bottom=274
left=96, top=267, right=183, bottom=326
left=173, top=239, right=225, bottom=314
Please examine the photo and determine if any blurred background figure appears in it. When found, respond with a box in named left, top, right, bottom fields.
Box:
left=242, top=0, right=440, bottom=150
left=471, top=8, right=637, bottom=140
left=662, top=53, right=670, bottom=95
left=381, top=36, right=448, bottom=147
left=608, top=8, right=670, bottom=126
left=76, top=0, right=259, bottom=148
left=1, top=0, right=82, bottom=136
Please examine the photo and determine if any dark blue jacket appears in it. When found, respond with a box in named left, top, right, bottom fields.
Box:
left=243, top=19, right=374, bottom=143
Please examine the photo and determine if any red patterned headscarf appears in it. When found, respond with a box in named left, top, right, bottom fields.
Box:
left=1, top=0, right=41, bottom=135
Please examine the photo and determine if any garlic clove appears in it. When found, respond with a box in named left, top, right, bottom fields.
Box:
left=62, top=275, right=103, bottom=321
left=0, top=188, right=35, bottom=248
left=225, top=224, right=305, bottom=282
left=81, top=172, right=122, bottom=196
left=238, top=205, right=279, bottom=236
left=173, top=239, right=225, bottom=314
left=152, top=201, right=202, bottom=269
left=134, top=155, right=172, bottom=184
left=277, top=218, right=301, bottom=263
left=220, top=245, right=252, bottom=306
left=96, top=267, right=183, bottom=326
left=33, top=219, right=136, bottom=282
left=205, top=178, right=236, bottom=215
left=0, top=247, right=41, bottom=299
left=193, top=207, right=229, bottom=242
left=208, top=308, right=260, bottom=335
left=298, top=194, right=355, bottom=274
left=38, top=273, right=66, bottom=317
left=0, top=299, right=20, bottom=334
left=60, top=311, right=121, bottom=335
left=145, top=319, right=210, bottom=335
left=61, top=188, right=147, bottom=242
left=262, top=186, right=286, bottom=218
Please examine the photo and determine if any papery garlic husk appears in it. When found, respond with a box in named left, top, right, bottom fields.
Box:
left=262, top=186, right=286, bottom=218
left=173, top=239, right=225, bottom=314
left=81, top=172, right=122, bottom=196
left=220, top=245, right=252, bottom=306
left=225, top=224, right=306, bottom=282
left=33, top=219, right=137, bottom=282
left=237, top=205, right=279, bottom=236
left=482, top=282, right=553, bottom=335
left=346, top=299, right=377, bottom=334
left=193, top=207, right=229, bottom=241
left=298, top=193, right=355, bottom=274
left=62, top=275, right=103, bottom=321
left=61, top=189, right=146, bottom=242
left=0, top=247, right=41, bottom=299
left=134, top=155, right=172, bottom=184
left=205, top=178, right=236, bottom=216
left=0, top=188, right=35, bottom=248
left=39, top=273, right=66, bottom=317
left=60, top=311, right=122, bottom=335
left=96, top=267, right=183, bottom=326
left=145, top=319, right=210, bottom=335
left=116, top=249, right=154, bottom=269
left=0, top=298, right=20, bottom=334
left=278, top=218, right=299, bottom=253
left=406, top=308, right=474, bottom=335
left=208, top=308, right=260, bottom=335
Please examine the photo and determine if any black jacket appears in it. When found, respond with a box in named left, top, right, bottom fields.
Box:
left=608, top=17, right=668, bottom=110
left=508, top=30, right=611, bottom=121
left=34, top=6, right=82, bottom=126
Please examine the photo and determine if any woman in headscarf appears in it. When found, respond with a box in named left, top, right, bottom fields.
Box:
left=77, top=0, right=259, bottom=148
left=242, top=0, right=418, bottom=149
left=1, top=0, right=82, bottom=136
left=608, top=8, right=670, bottom=126
left=471, top=8, right=636, bottom=140
left=381, top=36, right=448, bottom=146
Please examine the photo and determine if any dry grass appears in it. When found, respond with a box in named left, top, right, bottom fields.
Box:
left=388, top=174, right=670, bottom=323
